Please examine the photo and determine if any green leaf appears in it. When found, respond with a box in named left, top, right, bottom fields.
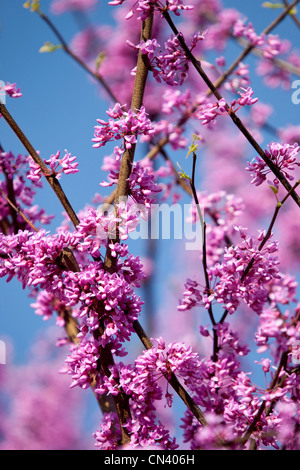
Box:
left=262, top=2, right=297, bottom=13
left=95, top=52, right=106, bottom=70
left=23, top=0, right=41, bottom=12
left=177, top=162, right=191, bottom=180
left=186, top=133, right=201, bottom=158
left=39, top=41, right=62, bottom=53
left=269, top=184, right=279, bottom=195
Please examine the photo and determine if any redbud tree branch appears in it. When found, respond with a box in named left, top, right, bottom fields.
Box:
left=0, top=103, right=80, bottom=228
left=161, top=2, right=300, bottom=209
left=208, top=0, right=300, bottom=90
left=188, top=151, right=219, bottom=361
left=103, top=10, right=209, bottom=429
left=219, top=178, right=300, bottom=326
left=144, top=0, right=300, bottom=191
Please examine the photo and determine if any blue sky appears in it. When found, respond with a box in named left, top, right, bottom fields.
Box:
left=1, top=0, right=300, bottom=366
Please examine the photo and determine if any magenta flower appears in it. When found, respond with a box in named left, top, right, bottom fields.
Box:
left=110, top=0, right=194, bottom=21
left=128, top=31, right=206, bottom=86
left=27, top=149, right=79, bottom=182
left=92, top=103, right=155, bottom=149
left=51, top=0, right=98, bottom=14
left=246, top=141, right=300, bottom=188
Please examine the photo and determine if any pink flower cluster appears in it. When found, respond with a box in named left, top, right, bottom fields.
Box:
left=233, top=19, right=265, bottom=47
left=109, top=0, right=194, bottom=21
left=198, top=87, right=258, bottom=127
left=0, top=150, right=54, bottom=232
left=92, top=103, right=155, bottom=150
left=246, top=142, right=300, bottom=188
left=178, top=226, right=280, bottom=315
left=94, top=337, right=205, bottom=449
left=233, top=19, right=283, bottom=60
left=0, top=82, right=22, bottom=117
left=51, top=0, right=98, bottom=14
left=0, top=82, right=22, bottom=100
left=27, top=149, right=79, bottom=182
left=128, top=31, right=206, bottom=86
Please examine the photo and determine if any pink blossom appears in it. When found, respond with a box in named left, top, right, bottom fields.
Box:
left=27, top=149, right=79, bottom=182
left=246, top=141, right=300, bottom=188
left=51, top=0, right=98, bottom=14
left=92, top=103, right=155, bottom=149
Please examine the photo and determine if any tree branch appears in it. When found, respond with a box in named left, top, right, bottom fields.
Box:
left=38, top=10, right=119, bottom=103
left=0, top=102, right=80, bottom=228
left=161, top=5, right=300, bottom=209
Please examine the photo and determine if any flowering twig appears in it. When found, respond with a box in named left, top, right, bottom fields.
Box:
left=101, top=11, right=211, bottom=431
left=209, top=0, right=300, bottom=90
left=0, top=102, right=80, bottom=228
left=0, top=144, right=20, bottom=233
left=161, top=6, right=300, bottom=209
left=239, top=350, right=299, bottom=448
left=143, top=0, right=300, bottom=168
left=220, top=178, right=300, bottom=325
left=0, top=187, right=38, bottom=233
left=104, top=12, right=155, bottom=270
left=186, top=147, right=219, bottom=361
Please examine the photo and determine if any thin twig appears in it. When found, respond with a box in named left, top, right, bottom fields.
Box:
left=220, top=179, right=300, bottom=325
left=283, top=0, right=300, bottom=28
left=161, top=6, right=300, bottom=209
left=143, top=0, right=300, bottom=170
left=0, top=102, right=80, bottom=228
left=101, top=11, right=211, bottom=430
left=38, top=10, right=119, bottom=103
left=0, top=187, right=38, bottom=233
left=189, top=152, right=218, bottom=361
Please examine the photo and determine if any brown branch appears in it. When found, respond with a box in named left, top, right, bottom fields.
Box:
left=212, top=0, right=300, bottom=91
left=161, top=6, right=300, bottom=210
left=283, top=0, right=300, bottom=28
left=38, top=10, right=119, bottom=103
left=101, top=12, right=211, bottom=432
left=104, top=13, right=154, bottom=271
left=0, top=102, right=80, bottom=228
left=143, top=0, right=300, bottom=167
left=0, top=187, right=38, bottom=233
left=188, top=152, right=218, bottom=361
